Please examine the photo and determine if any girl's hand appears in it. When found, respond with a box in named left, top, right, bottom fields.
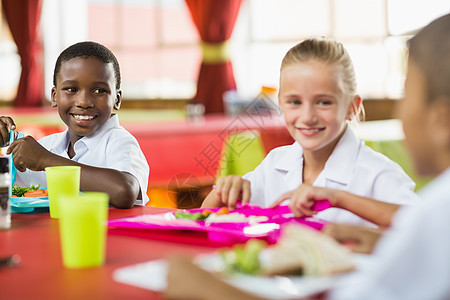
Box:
left=0, top=116, right=16, bottom=147
left=6, top=136, right=56, bottom=172
left=271, top=183, right=337, bottom=218
left=206, top=175, right=251, bottom=210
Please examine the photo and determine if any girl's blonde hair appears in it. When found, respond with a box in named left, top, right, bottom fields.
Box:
left=281, top=37, right=364, bottom=121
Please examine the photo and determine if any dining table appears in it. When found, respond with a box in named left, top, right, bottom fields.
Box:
left=0, top=206, right=221, bottom=300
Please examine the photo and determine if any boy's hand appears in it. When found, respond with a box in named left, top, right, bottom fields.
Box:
left=271, top=183, right=337, bottom=218
left=0, top=116, right=16, bottom=147
left=323, top=223, right=383, bottom=254
left=7, top=136, right=55, bottom=172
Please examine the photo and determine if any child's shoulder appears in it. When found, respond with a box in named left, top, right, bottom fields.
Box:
left=358, top=142, right=408, bottom=173
left=266, top=142, right=299, bottom=156
left=261, top=142, right=300, bottom=165
left=38, top=130, right=66, bottom=146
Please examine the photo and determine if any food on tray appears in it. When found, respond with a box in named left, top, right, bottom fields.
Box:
left=219, top=224, right=355, bottom=276
left=175, top=207, right=229, bottom=220
left=175, top=207, right=268, bottom=223
left=220, top=239, right=267, bottom=275
left=11, top=184, right=46, bottom=197
left=205, top=213, right=268, bottom=223
left=23, top=189, right=48, bottom=197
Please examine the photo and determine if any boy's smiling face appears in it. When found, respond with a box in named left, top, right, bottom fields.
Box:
left=51, top=56, right=121, bottom=145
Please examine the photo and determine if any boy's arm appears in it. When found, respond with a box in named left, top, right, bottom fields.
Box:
left=8, top=136, right=139, bottom=208
left=77, top=164, right=140, bottom=208
left=323, top=223, right=384, bottom=254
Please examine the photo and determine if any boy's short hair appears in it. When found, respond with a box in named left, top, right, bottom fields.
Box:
left=408, top=13, right=450, bottom=104
left=53, top=41, right=121, bottom=90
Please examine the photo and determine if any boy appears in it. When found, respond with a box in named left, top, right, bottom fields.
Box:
left=328, top=12, right=450, bottom=300
left=0, top=41, right=149, bottom=208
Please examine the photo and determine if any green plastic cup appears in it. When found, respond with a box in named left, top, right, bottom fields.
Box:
left=59, top=192, right=109, bottom=268
left=45, top=166, right=81, bottom=219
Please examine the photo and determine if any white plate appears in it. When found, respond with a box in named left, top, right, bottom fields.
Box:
left=112, top=254, right=371, bottom=299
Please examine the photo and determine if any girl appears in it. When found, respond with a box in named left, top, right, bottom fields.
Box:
left=202, top=37, right=420, bottom=227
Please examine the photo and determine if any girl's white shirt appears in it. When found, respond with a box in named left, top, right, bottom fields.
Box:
left=243, top=126, right=421, bottom=226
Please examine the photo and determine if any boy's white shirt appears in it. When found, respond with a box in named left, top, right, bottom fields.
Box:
left=243, top=126, right=421, bottom=226
left=330, top=167, right=450, bottom=300
left=15, top=114, right=150, bottom=205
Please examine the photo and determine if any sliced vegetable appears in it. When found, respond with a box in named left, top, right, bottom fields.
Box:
left=12, top=184, right=41, bottom=197
left=220, top=239, right=267, bottom=275
left=175, top=208, right=229, bottom=220
left=216, top=207, right=229, bottom=215
left=24, top=189, right=48, bottom=197
left=175, top=211, right=208, bottom=220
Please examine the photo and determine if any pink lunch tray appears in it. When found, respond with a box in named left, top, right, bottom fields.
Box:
left=107, top=202, right=331, bottom=246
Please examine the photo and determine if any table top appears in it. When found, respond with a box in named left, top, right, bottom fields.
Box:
left=0, top=206, right=219, bottom=300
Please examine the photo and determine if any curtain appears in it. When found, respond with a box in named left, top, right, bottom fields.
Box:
left=2, top=0, right=44, bottom=107
left=185, top=0, right=241, bottom=114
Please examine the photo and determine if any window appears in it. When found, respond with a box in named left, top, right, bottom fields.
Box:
left=232, top=0, right=449, bottom=99
left=0, top=7, right=20, bottom=102
left=87, top=0, right=200, bottom=99
left=0, top=0, right=448, bottom=103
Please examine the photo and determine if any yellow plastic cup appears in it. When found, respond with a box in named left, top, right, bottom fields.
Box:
left=45, top=166, right=81, bottom=219
left=59, top=192, right=109, bottom=268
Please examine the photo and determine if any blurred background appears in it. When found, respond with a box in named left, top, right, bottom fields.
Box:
left=0, top=0, right=448, bottom=111
left=0, top=0, right=447, bottom=207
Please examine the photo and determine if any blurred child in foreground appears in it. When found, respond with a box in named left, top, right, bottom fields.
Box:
left=328, top=12, right=450, bottom=300
left=0, top=41, right=149, bottom=208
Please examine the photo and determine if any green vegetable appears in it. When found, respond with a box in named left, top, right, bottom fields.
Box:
left=220, top=239, right=267, bottom=275
left=12, top=184, right=40, bottom=197
left=175, top=211, right=208, bottom=220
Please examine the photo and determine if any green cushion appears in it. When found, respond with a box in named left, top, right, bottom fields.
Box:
left=217, top=131, right=266, bottom=178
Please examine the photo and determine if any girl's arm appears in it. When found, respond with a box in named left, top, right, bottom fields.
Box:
left=273, top=183, right=400, bottom=227
left=329, top=190, right=400, bottom=227
left=8, top=136, right=140, bottom=208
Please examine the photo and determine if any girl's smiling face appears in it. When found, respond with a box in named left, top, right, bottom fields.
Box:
left=51, top=56, right=121, bottom=145
left=279, top=60, right=355, bottom=156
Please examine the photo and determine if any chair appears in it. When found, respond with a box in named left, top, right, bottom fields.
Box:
left=217, top=130, right=266, bottom=178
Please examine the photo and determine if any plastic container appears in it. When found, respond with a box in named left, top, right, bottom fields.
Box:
left=0, top=157, right=11, bottom=230
left=244, top=86, right=280, bottom=116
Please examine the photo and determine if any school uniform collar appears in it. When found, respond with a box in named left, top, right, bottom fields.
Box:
left=274, top=142, right=303, bottom=173
left=49, top=114, right=120, bottom=155
left=322, top=126, right=361, bottom=185
left=74, top=114, right=119, bottom=150
left=274, top=126, right=361, bottom=186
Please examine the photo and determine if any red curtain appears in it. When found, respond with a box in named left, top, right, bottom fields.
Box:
left=185, top=0, right=241, bottom=114
left=2, top=0, right=44, bottom=107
